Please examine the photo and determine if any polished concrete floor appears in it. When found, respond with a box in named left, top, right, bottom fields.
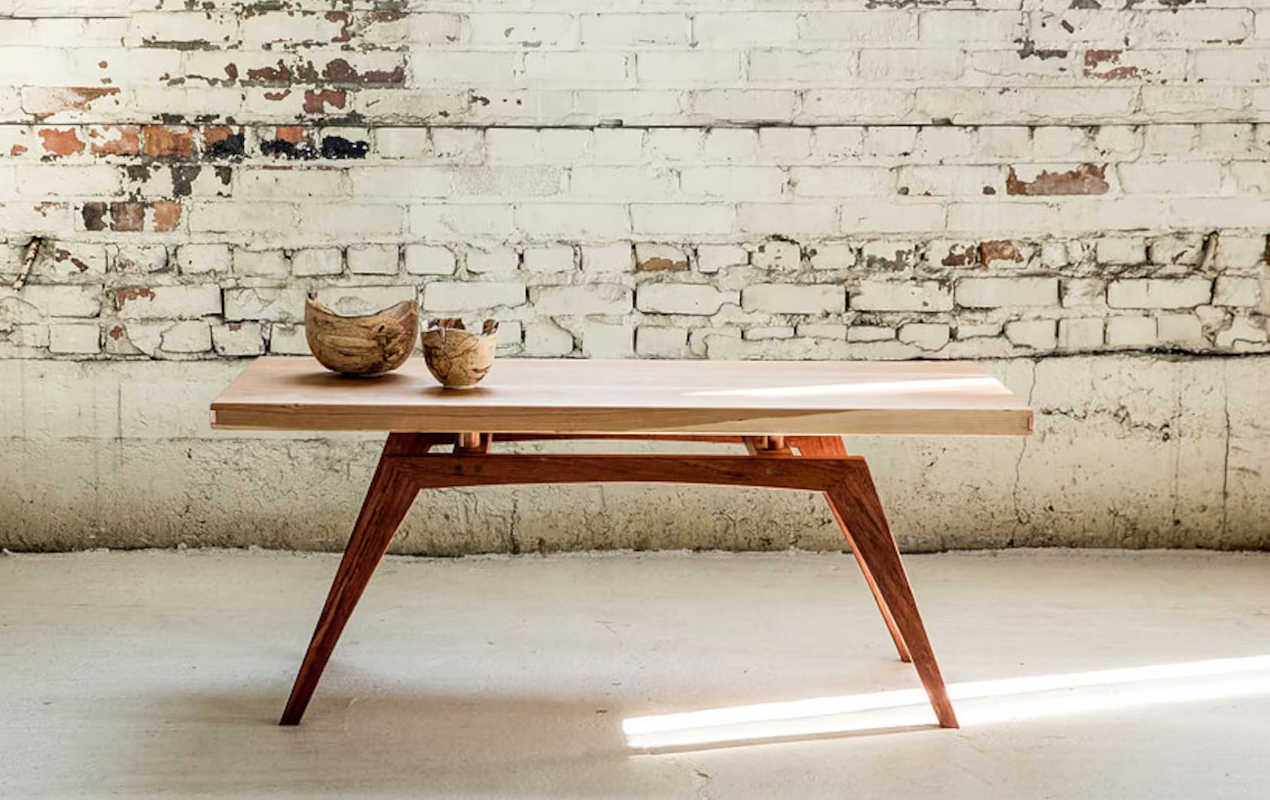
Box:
left=2, top=548, right=1269, bottom=799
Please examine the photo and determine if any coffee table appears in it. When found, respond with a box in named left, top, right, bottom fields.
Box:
left=211, top=357, right=1033, bottom=729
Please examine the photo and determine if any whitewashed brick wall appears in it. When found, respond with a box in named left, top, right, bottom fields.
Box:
left=2, top=0, right=1269, bottom=551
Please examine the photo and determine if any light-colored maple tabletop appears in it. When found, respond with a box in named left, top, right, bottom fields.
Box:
left=210, top=357, right=1032, bottom=436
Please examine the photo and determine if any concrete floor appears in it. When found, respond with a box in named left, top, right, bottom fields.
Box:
left=2, top=549, right=1269, bottom=799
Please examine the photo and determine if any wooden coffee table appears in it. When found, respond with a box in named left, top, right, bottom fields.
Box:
left=211, top=357, right=1032, bottom=729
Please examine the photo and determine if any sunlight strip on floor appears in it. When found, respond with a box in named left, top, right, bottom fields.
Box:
left=624, top=654, right=1270, bottom=750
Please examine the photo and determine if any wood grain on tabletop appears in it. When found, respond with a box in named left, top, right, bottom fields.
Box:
left=209, top=356, right=1033, bottom=436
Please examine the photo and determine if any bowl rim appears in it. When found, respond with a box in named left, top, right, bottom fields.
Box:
left=305, top=296, right=418, bottom=322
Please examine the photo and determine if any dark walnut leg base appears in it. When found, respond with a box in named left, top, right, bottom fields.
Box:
left=279, top=432, right=958, bottom=729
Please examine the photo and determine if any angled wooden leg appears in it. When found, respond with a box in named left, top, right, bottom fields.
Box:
left=824, top=461, right=958, bottom=728
left=792, top=436, right=912, bottom=664
left=279, top=434, right=424, bottom=725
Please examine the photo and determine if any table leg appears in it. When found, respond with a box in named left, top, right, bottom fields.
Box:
left=824, top=460, right=958, bottom=729
left=279, top=434, right=424, bottom=725
left=792, top=436, right=912, bottom=664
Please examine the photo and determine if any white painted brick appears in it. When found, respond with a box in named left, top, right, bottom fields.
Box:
left=745, top=327, right=795, bottom=341
left=1149, top=235, right=1205, bottom=268
left=919, top=11, right=1023, bottom=42
left=268, top=324, right=309, bottom=356
left=956, top=323, right=1003, bottom=340
left=751, top=241, right=801, bottom=271
left=637, top=51, right=742, bottom=85
left=582, top=244, right=633, bottom=274
left=847, top=326, right=895, bottom=343
left=175, top=244, right=230, bottom=275
left=375, top=129, right=429, bottom=160
left=759, top=128, right=811, bottom=162
left=1005, top=320, right=1057, bottom=350
left=411, top=52, right=518, bottom=86
left=1107, top=316, right=1159, bottom=347
left=465, top=247, right=519, bottom=275
left=956, top=278, right=1059, bottom=308
left=841, top=201, right=946, bottom=233
left=691, top=90, right=798, bottom=123
left=533, top=285, right=631, bottom=316
left=347, top=245, right=399, bottom=276
left=581, top=13, right=689, bottom=46
left=1216, top=318, right=1269, bottom=348
left=523, top=245, right=575, bottom=273
left=1107, top=279, right=1212, bottom=309
left=48, top=323, right=99, bottom=355
left=233, top=248, right=287, bottom=278
left=571, top=167, right=677, bottom=201
left=496, top=320, right=523, bottom=354
left=160, top=320, right=211, bottom=354
left=523, top=321, right=575, bottom=357
left=861, top=241, right=919, bottom=270
left=115, top=285, right=220, bottom=320
left=592, top=129, right=643, bottom=164
left=1130, top=9, right=1251, bottom=44
left=1214, top=277, right=1263, bottom=307
left=291, top=248, right=344, bottom=277
left=696, top=244, right=748, bottom=273
left=636, top=284, right=739, bottom=315
left=636, top=326, right=690, bottom=358
left=799, top=323, right=847, bottom=340
left=1212, top=236, right=1267, bottom=270
left=581, top=322, right=634, bottom=358
left=1059, top=318, right=1105, bottom=351
left=679, top=167, right=787, bottom=200
left=631, top=204, right=734, bottom=236
left=1062, top=279, right=1108, bottom=309
left=516, top=204, right=630, bottom=240
left=702, top=129, right=759, bottom=164
left=741, top=284, right=845, bottom=315
left=1097, top=237, right=1147, bottom=265
left=212, top=322, right=265, bottom=357
left=1158, top=314, right=1205, bottom=344
left=0, top=286, right=97, bottom=320
left=223, top=287, right=307, bottom=323
left=423, top=282, right=526, bottom=311
left=859, top=50, right=963, bottom=82
left=1143, top=125, right=1197, bottom=155
left=851, top=281, right=953, bottom=312
left=790, top=166, right=893, bottom=197
left=804, top=12, right=917, bottom=43
left=739, top=204, right=838, bottom=236
left=898, top=323, right=950, bottom=351
left=809, top=242, right=856, bottom=271
left=1119, top=162, right=1222, bottom=195
left=695, top=13, right=799, bottom=46
left=524, top=52, right=629, bottom=86
left=110, top=246, right=168, bottom=275
left=748, top=49, right=855, bottom=85
left=411, top=204, right=515, bottom=240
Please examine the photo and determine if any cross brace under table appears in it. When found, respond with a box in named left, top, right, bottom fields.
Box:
left=279, top=432, right=959, bottom=729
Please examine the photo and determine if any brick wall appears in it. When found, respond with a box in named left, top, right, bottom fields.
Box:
left=2, top=1, right=1269, bottom=551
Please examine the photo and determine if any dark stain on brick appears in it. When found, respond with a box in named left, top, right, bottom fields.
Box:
left=214, top=165, right=233, bottom=185
left=143, top=125, right=195, bottom=158
left=247, top=60, right=293, bottom=83
left=320, top=136, right=369, bottom=159
left=1006, top=164, right=1109, bottom=196
left=260, top=132, right=317, bottom=160
left=109, top=325, right=126, bottom=341
left=296, top=61, right=320, bottom=82
left=370, top=10, right=407, bottom=23
left=115, top=287, right=156, bottom=309
left=153, top=201, right=181, bottom=232
left=865, top=249, right=914, bottom=271
left=303, top=88, right=347, bottom=114
left=1083, top=49, right=1145, bottom=80
left=1070, top=0, right=1101, bottom=8
left=980, top=241, right=1025, bottom=266
left=983, top=186, right=997, bottom=195
left=203, top=126, right=245, bottom=159
left=224, top=63, right=239, bottom=81
left=39, top=127, right=86, bottom=156
left=941, top=244, right=978, bottom=268
left=110, top=202, right=145, bottom=232
left=1061, top=20, right=1076, bottom=33
left=82, top=202, right=108, bottom=231
left=1016, top=39, right=1068, bottom=60
left=125, top=164, right=153, bottom=181
left=171, top=165, right=202, bottom=197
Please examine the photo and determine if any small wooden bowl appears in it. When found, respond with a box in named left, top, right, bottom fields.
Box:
left=305, top=297, right=419, bottom=377
left=421, top=318, right=498, bottom=389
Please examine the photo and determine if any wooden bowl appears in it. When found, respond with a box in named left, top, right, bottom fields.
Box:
left=305, top=297, right=419, bottom=377
left=421, top=318, right=498, bottom=389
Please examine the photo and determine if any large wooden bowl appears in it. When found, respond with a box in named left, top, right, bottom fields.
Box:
left=305, top=297, right=419, bottom=377
left=421, top=318, right=498, bottom=389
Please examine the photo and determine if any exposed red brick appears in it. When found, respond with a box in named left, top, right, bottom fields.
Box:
left=82, top=202, right=107, bottom=231
left=275, top=126, right=307, bottom=144
left=142, top=125, right=194, bottom=158
left=263, top=90, right=291, bottom=101
left=322, top=58, right=405, bottom=84
left=109, top=325, right=126, bottom=341
left=303, top=88, right=347, bottom=114
left=1083, top=49, right=1145, bottom=80
left=87, top=125, right=141, bottom=156
left=38, top=127, right=85, bottom=156
left=228, top=323, right=243, bottom=332
left=637, top=256, right=688, bottom=272
left=110, top=201, right=145, bottom=232
left=941, top=244, right=977, bottom=267
left=34, top=201, right=63, bottom=217
left=1006, top=164, right=1109, bottom=196
left=22, top=87, right=120, bottom=121
left=152, top=201, right=182, bottom=232
left=224, top=63, right=239, bottom=81
left=326, top=11, right=351, bottom=42
left=115, top=287, right=156, bottom=309
left=247, top=60, right=293, bottom=83
left=10, top=144, right=27, bottom=155
left=979, top=240, right=1025, bottom=267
